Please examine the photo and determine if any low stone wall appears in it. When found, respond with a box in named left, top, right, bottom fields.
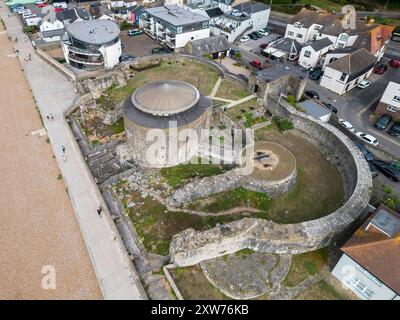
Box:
left=36, top=48, right=76, bottom=82
left=169, top=99, right=372, bottom=267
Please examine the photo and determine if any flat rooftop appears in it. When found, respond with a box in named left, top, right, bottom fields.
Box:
left=145, top=5, right=209, bottom=26
left=258, top=62, right=308, bottom=82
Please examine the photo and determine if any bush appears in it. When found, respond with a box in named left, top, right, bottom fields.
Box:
left=120, top=21, right=132, bottom=31
left=272, top=116, right=294, bottom=132
left=244, top=112, right=254, bottom=128
left=23, top=26, right=37, bottom=34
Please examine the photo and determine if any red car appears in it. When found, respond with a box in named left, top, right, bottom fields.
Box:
left=37, top=3, right=47, bottom=7
left=390, top=59, right=400, bottom=68
left=259, top=43, right=268, bottom=49
left=250, top=60, right=262, bottom=70
left=54, top=7, right=63, bottom=12
left=374, top=63, right=388, bottom=74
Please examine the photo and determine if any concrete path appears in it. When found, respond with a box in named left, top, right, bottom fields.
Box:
left=0, top=4, right=146, bottom=300
left=209, top=76, right=223, bottom=98
left=226, top=93, right=258, bottom=109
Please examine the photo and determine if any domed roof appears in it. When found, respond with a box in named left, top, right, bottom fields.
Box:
left=131, top=80, right=200, bottom=116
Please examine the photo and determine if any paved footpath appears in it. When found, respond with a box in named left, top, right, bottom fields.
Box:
left=0, top=3, right=146, bottom=300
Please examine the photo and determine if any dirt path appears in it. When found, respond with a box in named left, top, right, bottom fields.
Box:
left=0, top=19, right=102, bottom=299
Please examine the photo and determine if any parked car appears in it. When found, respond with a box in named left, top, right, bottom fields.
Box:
left=372, top=160, right=400, bottom=182
left=151, top=47, right=171, bottom=54
left=357, top=80, right=371, bottom=89
left=390, top=59, right=400, bottom=68
left=322, top=103, right=338, bottom=114
left=259, top=43, right=268, bottom=49
left=250, top=59, right=262, bottom=70
left=54, top=7, right=64, bottom=12
left=120, top=54, right=135, bottom=62
left=305, top=90, right=319, bottom=100
left=388, top=122, right=400, bottom=136
left=263, top=26, right=273, bottom=33
left=355, top=132, right=379, bottom=146
left=258, top=29, right=268, bottom=36
left=339, top=119, right=355, bottom=132
left=240, top=35, right=250, bottom=43
left=355, top=143, right=374, bottom=161
left=253, top=31, right=263, bottom=38
left=236, top=74, right=248, bottom=81
left=36, top=2, right=47, bottom=7
left=309, top=68, right=324, bottom=80
left=374, top=114, right=392, bottom=130
left=35, top=0, right=45, bottom=5
left=128, top=29, right=143, bottom=36
left=369, top=162, right=379, bottom=178
left=374, top=63, right=388, bottom=74
left=53, top=2, right=68, bottom=9
left=249, top=33, right=258, bottom=40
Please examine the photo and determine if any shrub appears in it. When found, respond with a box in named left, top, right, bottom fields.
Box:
left=120, top=21, right=132, bottom=31
left=286, top=95, right=296, bottom=106
left=23, top=26, right=37, bottom=34
left=234, top=52, right=241, bottom=60
left=272, top=116, right=294, bottom=132
left=244, top=112, right=254, bottom=128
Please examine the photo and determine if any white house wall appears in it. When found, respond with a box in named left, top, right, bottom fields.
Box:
left=175, top=28, right=210, bottom=48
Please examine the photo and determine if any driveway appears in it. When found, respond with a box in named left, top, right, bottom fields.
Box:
left=121, top=32, right=160, bottom=57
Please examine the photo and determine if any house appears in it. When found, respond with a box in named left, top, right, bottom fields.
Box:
left=184, top=34, right=229, bottom=58
left=263, top=38, right=303, bottom=61
left=332, top=205, right=400, bottom=300
left=212, top=1, right=270, bottom=42
left=189, top=5, right=224, bottom=26
left=319, top=48, right=376, bottom=95
left=140, top=5, right=210, bottom=50
left=25, top=16, right=42, bottom=27
left=298, top=37, right=333, bottom=69
left=61, top=19, right=122, bottom=70
left=89, top=4, right=114, bottom=20
left=39, top=10, right=65, bottom=42
left=110, top=0, right=137, bottom=8
left=321, top=47, right=357, bottom=70
left=56, top=7, right=90, bottom=26
left=298, top=99, right=331, bottom=122
left=374, top=81, right=400, bottom=121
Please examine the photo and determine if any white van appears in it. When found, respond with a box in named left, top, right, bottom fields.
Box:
left=53, top=2, right=67, bottom=9
left=23, top=13, right=37, bottom=19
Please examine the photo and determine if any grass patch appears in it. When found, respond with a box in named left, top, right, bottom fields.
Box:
left=295, top=280, right=345, bottom=300
left=110, top=118, right=124, bottom=135
left=216, top=80, right=250, bottom=101
left=283, top=248, right=328, bottom=287
left=225, top=98, right=259, bottom=122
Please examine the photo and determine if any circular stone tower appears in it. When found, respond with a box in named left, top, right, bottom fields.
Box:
left=123, top=80, right=213, bottom=168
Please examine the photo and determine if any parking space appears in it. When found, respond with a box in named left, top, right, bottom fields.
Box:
left=120, top=32, right=161, bottom=57
left=238, top=33, right=280, bottom=54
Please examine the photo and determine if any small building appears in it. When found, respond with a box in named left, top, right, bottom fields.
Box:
left=110, top=0, right=137, bottom=8
left=375, top=81, right=400, bottom=121
left=61, top=20, right=122, bottom=70
left=298, top=99, right=331, bottom=122
left=298, top=37, right=333, bottom=69
left=184, top=34, right=229, bottom=58
left=263, top=38, right=303, bottom=61
left=320, top=48, right=376, bottom=95
left=140, top=5, right=210, bottom=50
left=332, top=205, right=400, bottom=300
left=39, top=10, right=64, bottom=43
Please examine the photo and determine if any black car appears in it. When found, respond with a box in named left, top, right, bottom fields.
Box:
left=374, top=114, right=392, bottom=130
left=309, top=68, right=324, bottom=80
left=369, top=162, right=379, bottom=178
left=249, top=33, right=258, bottom=40
left=120, top=54, right=135, bottom=62
left=372, top=160, right=400, bottom=182
left=254, top=31, right=263, bottom=38
left=388, top=122, right=400, bottom=136
left=151, top=47, right=172, bottom=54
left=322, top=102, right=338, bottom=114
left=305, top=90, right=319, bottom=99
left=355, top=143, right=374, bottom=161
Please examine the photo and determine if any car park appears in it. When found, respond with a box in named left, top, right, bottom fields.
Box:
left=305, top=90, right=319, bottom=99
left=388, top=123, right=400, bottom=136
left=355, top=143, right=374, bottom=161
left=128, top=29, right=143, bottom=36
left=339, top=119, right=355, bottom=132
left=372, top=160, right=400, bottom=182
left=240, top=35, right=250, bottom=43
left=374, top=114, right=392, bottom=130
left=374, top=63, right=388, bottom=74
left=355, top=132, right=379, bottom=146
left=390, top=59, right=400, bottom=68
left=151, top=47, right=171, bottom=54
left=357, top=80, right=371, bottom=89
left=309, top=68, right=324, bottom=80
left=322, top=103, right=338, bottom=114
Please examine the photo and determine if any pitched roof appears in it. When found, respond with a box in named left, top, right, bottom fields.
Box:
left=205, top=7, right=223, bottom=18
left=271, top=38, right=303, bottom=54
left=186, top=35, right=229, bottom=56
left=354, top=25, right=395, bottom=55
left=326, top=48, right=376, bottom=75
left=232, top=1, right=269, bottom=14
left=309, top=37, right=333, bottom=51
left=341, top=205, right=400, bottom=294
left=56, top=8, right=90, bottom=24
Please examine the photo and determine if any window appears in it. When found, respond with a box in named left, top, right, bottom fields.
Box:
left=314, top=25, right=321, bottom=30
left=202, top=21, right=208, bottom=29
left=340, top=73, right=347, bottom=81
left=337, top=43, right=344, bottom=48
left=355, top=265, right=383, bottom=286
left=347, top=278, right=374, bottom=299
left=339, top=34, right=348, bottom=41
left=304, top=50, right=312, bottom=58
left=393, top=95, right=400, bottom=102
left=294, top=22, right=302, bottom=28
left=176, top=26, right=182, bottom=34
left=388, top=105, right=400, bottom=112
left=297, top=33, right=303, bottom=38
left=288, top=31, right=294, bottom=36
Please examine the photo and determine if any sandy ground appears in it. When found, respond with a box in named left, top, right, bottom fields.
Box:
left=0, top=22, right=102, bottom=300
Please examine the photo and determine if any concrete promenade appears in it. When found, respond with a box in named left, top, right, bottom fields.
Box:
left=0, top=3, right=146, bottom=299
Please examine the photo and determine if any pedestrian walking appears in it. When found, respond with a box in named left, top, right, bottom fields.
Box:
left=50, top=114, right=54, bottom=120
left=62, top=154, right=67, bottom=162
left=28, top=53, right=31, bottom=61
left=61, top=145, right=65, bottom=153
left=46, top=115, right=50, bottom=120
left=15, top=49, right=19, bottom=54
left=97, top=207, right=103, bottom=217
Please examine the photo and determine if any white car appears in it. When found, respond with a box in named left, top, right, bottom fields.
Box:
left=339, top=119, right=355, bottom=132
left=357, top=80, right=371, bottom=89
left=356, top=132, right=379, bottom=146
left=240, top=35, right=250, bottom=43
left=258, top=29, right=268, bottom=36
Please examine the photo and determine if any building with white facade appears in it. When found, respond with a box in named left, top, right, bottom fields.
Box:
left=320, top=48, right=376, bottom=95
left=140, top=5, right=210, bottom=50
left=212, top=1, right=270, bottom=43
left=61, top=20, right=122, bottom=70
left=332, top=205, right=400, bottom=300
left=375, top=81, right=400, bottom=121
left=263, top=38, right=303, bottom=61
left=298, top=37, right=333, bottom=69
left=39, top=10, right=65, bottom=43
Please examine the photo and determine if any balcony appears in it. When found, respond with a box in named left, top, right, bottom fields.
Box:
left=68, top=53, right=104, bottom=66
left=68, top=46, right=101, bottom=56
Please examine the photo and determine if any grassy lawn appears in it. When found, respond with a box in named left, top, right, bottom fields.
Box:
left=373, top=17, right=400, bottom=26
left=160, top=160, right=229, bottom=189
left=283, top=248, right=328, bottom=287
left=295, top=280, right=346, bottom=300
left=216, top=80, right=250, bottom=101
left=225, top=98, right=260, bottom=122
left=170, top=265, right=230, bottom=300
